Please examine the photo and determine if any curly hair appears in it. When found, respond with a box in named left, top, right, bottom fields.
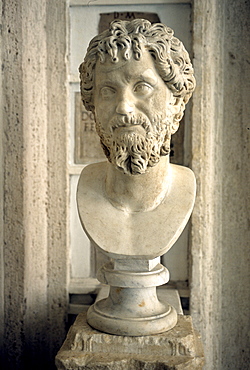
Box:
left=79, top=19, right=195, bottom=125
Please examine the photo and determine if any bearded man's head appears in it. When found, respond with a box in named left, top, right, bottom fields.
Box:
left=79, top=19, right=195, bottom=175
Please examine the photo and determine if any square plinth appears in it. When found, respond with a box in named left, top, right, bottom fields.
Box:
left=56, top=312, right=204, bottom=369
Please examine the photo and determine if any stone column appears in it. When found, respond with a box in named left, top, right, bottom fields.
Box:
left=191, top=0, right=250, bottom=369
left=0, top=1, right=69, bottom=369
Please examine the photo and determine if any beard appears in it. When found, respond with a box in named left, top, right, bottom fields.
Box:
left=96, top=113, right=171, bottom=175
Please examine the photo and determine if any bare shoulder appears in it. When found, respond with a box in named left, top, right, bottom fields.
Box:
left=78, top=161, right=107, bottom=191
left=170, top=163, right=196, bottom=189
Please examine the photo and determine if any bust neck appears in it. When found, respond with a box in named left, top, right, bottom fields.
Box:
left=105, top=155, right=171, bottom=213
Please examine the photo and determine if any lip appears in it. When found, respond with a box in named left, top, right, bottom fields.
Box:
left=114, top=124, right=140, bottom=130
left=113, top=124, right=146, bottom=137
left=114, top=125, right=145, bottom=135
left=114, top=124, right=145, bottom=132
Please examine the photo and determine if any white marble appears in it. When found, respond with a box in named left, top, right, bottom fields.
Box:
left=77, top=159, right=196, bottom=259
left=113, top=257, right=160, bottom=271
left=96, top=285, right=184, bottom=315
left=76, top=19, right=196, bottom=336
left=87, top=259, right=177, bottom=336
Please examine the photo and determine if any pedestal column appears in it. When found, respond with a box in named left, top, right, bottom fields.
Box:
left=87, top=258, right=177, bottom=336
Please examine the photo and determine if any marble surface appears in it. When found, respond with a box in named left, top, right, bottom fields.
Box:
left=77, top=18, right=196, bottom=260
left=86, top=261, right=177, bottom=336
left=76, top=19, right=196, bottom=337
left=77, top=161, right=196, bottom=259
left=96, top=285, right=184, bottom=315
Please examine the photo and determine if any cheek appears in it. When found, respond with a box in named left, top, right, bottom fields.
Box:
left=139, top=94, right=167, bottom=119
left=96, top=95, right=116, bottom=113
left=154, top=91, right=168, bottom=108
left=95, top=104, right=113, bottom=128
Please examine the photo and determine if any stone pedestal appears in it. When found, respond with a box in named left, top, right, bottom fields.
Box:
left=87, top=259, right=177, bottom=336
left=56, top=312, right=204, bottom=369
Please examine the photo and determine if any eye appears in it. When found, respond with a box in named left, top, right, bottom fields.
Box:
left=134, top=82, right=153, bottom=96
left=100, top=86, right=115, bottom=100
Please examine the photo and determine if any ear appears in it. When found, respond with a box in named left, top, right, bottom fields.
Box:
left=169, top=97, right=184, bottom=134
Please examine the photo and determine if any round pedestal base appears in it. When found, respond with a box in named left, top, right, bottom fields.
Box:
left=87, top=263, right=178, bottom=336
left=87, top=299, right=177, bottom=336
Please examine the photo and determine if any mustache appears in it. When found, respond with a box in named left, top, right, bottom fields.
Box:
left=109, top=114, right=151, bottom=133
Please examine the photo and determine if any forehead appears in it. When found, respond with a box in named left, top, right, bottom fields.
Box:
left=94, top=48, right=161, bottom=85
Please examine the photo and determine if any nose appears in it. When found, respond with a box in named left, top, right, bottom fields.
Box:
left=116, top=93, right=134, bottom=115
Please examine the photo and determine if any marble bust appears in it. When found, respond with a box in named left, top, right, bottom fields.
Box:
left=77, top=19, right=196, bottom=336
left=77, top=19, right=196, bottom=260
